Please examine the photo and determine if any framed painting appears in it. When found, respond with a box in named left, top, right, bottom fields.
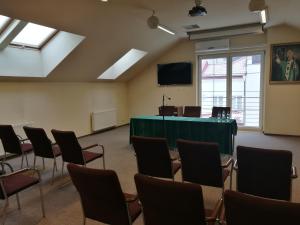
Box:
left=270, top=43, right=300, bottom=83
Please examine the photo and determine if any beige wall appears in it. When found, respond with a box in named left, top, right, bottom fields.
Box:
left=0, top=82, right=129, bottom=138
left=128, top=25, right=300, bottom=136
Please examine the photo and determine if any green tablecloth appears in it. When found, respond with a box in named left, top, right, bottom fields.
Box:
left=130, top=115, right=238, bottom=155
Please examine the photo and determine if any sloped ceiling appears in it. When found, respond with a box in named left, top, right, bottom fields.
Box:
left=0, top=0, right=298, bottom=82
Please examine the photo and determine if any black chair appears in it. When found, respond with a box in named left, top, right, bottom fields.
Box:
left=183, top=106, right=201, bottom=117
left=135, top=173, right=222, bottom=225
left=0, top=125, right=32, bottom=168
left=0, top=163, right=45, bottom=225
left=68, top=164, right=141, bottom=225
left=51, top=129, right=105, bottom=175
left=211, top=107, right=231, bottom=118
left=23, top=126, right=62, bottom=183
left=131, top=136, right=181, bottom=181
left=235, top=145, right=297, bottom=201
left=159, top=106, right=178, bottom=116
left=224, top=190, right=300, bottom=225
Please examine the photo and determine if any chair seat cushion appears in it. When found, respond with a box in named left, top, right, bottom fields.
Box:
left=2, top=174, right=39, bottom=198
left=124, top=193, right=142, bottom=222
left=172, top=162, right=181, bottom=175
left=21, top=143, right=33, bottom=153
left=83, top=151, right=103, bottom=163
left=52, top=145, right=61, bottom=157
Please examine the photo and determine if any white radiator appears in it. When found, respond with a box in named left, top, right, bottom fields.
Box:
left=91, top=109, right=117, bottom=132
left=0, top=122, right=34, bottom=157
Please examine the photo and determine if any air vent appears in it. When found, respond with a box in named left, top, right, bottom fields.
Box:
left=183, top=24, right=200, bottom=30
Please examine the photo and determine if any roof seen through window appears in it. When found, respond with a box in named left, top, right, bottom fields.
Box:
left=11, top=23, right=56, bottom=48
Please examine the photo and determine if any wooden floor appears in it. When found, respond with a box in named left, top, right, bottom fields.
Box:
left=1, top=126, right=300, bottom=225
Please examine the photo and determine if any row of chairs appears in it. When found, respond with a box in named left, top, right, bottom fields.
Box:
left=67, top=164, right=300, bottom=225
left=159, top=105, right=231, bottom=118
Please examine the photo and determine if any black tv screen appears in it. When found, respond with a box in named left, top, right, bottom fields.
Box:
left=157, top=62, right=192, bottom=85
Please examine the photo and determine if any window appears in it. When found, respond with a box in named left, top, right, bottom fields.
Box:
left=199, top=53, right=264, bottom=128
left=0, top=15, right=10, bottom=33
left=11, top=23, right=57, bottom=49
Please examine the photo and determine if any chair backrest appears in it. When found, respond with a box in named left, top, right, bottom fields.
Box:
left=159, top=106, right=177, bottom=116
left=183, top=106, right=201, bottom=117
left=0, top=125, right=22, bottom=155
left=51, top=129, right=84, bottom=164
left=23, top=126, right=54, bottom=158
left=177, top=139, right=223, bottom=187
left=67, top=164, right=131, bottom=225
left=211, top=106, right=231, bottom=118
left=131, top=136, right=173, bottom=179
left=236, top=145, right=293, bottom=201
left=135, top=174, right=206, bottom=225
left=224, top=190, right=300, bottom=225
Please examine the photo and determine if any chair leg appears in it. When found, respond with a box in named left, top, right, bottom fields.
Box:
left=33, top=156, right=37, bottom=170
left=61, top=161, right=65, bottom=176
left=21, top=154, right=24, bottom=169
left=38, top=182, right=46, bottom=217
left=42, top=158, right=45, bottom=170
left=1, top=198, right=8, bottom=225
left=51, top=158, right=57, bottom=184
left=25, top=153, right=29, bottom=167
left=102, top=156, right=106, bottom=169
left=83, top=217, right=86, bottom=225
left=16, top=194, right=21, bottom=210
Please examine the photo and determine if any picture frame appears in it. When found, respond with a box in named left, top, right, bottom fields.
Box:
left=270, top=42, right=300, bottom=84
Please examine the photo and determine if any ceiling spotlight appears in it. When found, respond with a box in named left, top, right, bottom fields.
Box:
left=249, top=0, right=266, bottom=12
left=189, top=0, right=207, bottom=17
left=147, top=11, right=175, bottom=35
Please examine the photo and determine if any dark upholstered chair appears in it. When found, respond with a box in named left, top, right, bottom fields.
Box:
left=135, top=173, right=222, bottom=225
left=0, top=163, right=45, bottom=225
left=183, top=106, right=201, bottom=117
left=131, top=136, right=181, bottom=180
left=51, top=129, right=105, bottom=174
left=23, top=126, right=62, bottom=183
left=67, top=164, right=141, bottom=225
left=177, top=139, right=233, bottom=189
left=224, top=190, right=300, bottom=225
left=0, top=125, right=32, bottom=168
left=236, top=146, right=297, bottom=201
left=159, top=106, right=178, bottom=116
left=211, top=107, right=231, bottom=118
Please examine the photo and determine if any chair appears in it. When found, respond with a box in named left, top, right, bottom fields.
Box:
left=211, top=107, right=231, bottom=118
left=177, top=139, right=233, bottom=190
left=131, top=136, right=181, bottom=181
left=134, top=173, right=222, bottom=225
left=67, top=164, right=141, bottom=225
left=0, top=163, right=45, bottom=225
left=23, top=126, right=62, bottom=183
left=0, top=125, right=32, bottom=168
left=51, top=129, right=105, bottom=174
left=183, top=106, right=201, bottom=117
left=158, top=106, right=177, bottom=116
left=235, top=145, right=297, bottom=201
left=224, top=190, right=300, bottom=225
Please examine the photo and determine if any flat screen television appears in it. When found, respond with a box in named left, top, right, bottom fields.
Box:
left=157, top=62, right=192, bottom=85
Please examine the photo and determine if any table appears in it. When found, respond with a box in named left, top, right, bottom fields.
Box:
left=130, top=116, right=238, bottom=155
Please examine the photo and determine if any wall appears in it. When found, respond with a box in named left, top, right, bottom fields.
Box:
left=128, top=24, right=300, bottom=136
left=128, top=40, right=196, bottom=117
left=0, top=82, right=129, bottom=138
left=263, top=25, right=300, bottom=135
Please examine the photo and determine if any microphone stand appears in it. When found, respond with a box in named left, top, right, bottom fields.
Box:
left=162, top=95, right=166, bottom=137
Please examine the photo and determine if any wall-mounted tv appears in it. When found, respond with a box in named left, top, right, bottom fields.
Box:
left=157, top=62, right=192, bottom=85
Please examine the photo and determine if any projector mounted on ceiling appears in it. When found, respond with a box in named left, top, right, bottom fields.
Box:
left=189, top=0, right=207, bottom=17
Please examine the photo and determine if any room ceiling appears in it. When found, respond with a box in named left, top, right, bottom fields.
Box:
left=0, top=0, right=298, bottom=82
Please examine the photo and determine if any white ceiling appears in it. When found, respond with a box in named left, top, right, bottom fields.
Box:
left=0, top=0, right=299, bottom=82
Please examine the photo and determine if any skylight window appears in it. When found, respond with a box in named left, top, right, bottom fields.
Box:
left=98, top=49, right=147, bottom=80
left=11, top=23, right=57, bottom=48
left=0, top=15, right=10, bottom=31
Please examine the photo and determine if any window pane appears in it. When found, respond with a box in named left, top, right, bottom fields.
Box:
left=0, top=15, right=10, bottom=31
left=201, top=58, right=227, bottom=118
left=11, top=23, right=56, bottom=48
